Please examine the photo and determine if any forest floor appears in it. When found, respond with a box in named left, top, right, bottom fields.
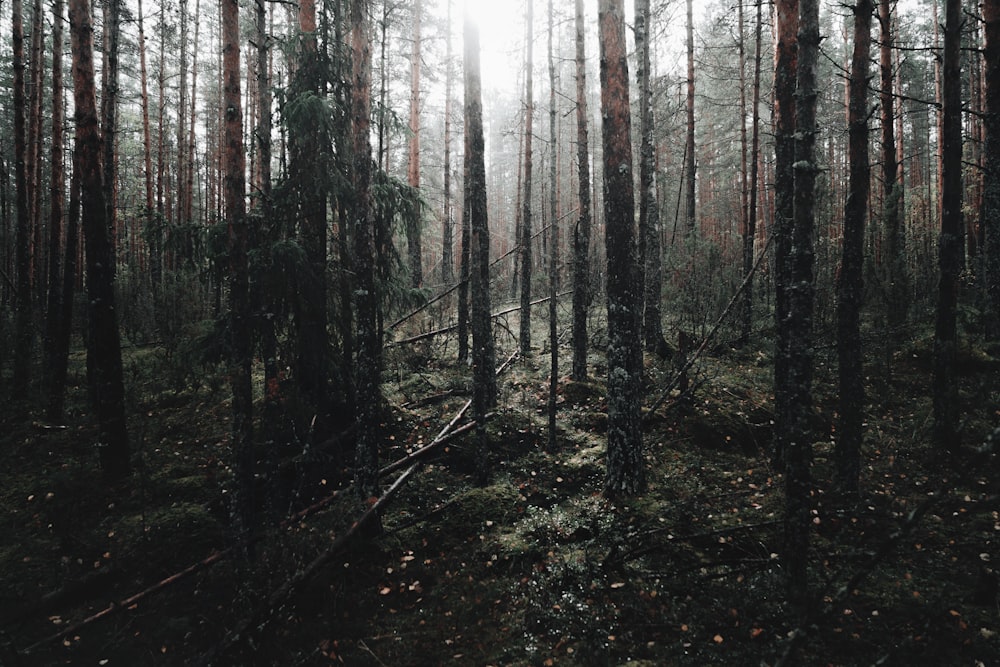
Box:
left=2, top=304, right=1000, bottom=666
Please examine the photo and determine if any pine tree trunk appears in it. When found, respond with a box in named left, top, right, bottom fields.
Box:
left=636, top=0, right=665, bottom=354
left=933, top=0, right=965, bottom=452
left=599, top=0, right=644, bottom=497
left=985, top=0, right=1000, bottom=339
left=44, top=0, right=66, bottom=416
left=442, top=0, right=454, bottom=286
left=12, top=0, right=31, bottom=400
left=684, top=0, right=696, bottom=234
left=836, top=0, right=874, bottom=499
left=352, top=0, right=381, bottom=503
left=740, top=0, right=763, bottom=346
left=101, top=0, right=120, bottom=254
left=570, top=0, right=592, bottom=381
left=49, top=146, right=81, bottom=421
left=406, top=0, right=423, bottom=288
left=27, top=0, right=44, bottom=295
left=464, top=8, right=497, bottom=485
left=547, top=0, right=558, bottom=451
left=519, top=0, right=535, bottom=357
left=69, top=0, right=130, bottom=481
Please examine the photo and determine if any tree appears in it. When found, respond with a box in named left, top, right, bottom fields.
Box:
left=406, top=0, right=423, bottom=288
left=837, top=0, right=874, bottom=498
left=599, top=0, right=644, bottom=497
left=570, top=0, right=592, bottom=382
left=11, top=0, right=31, bottom=400
left=519, top=0, right=535, bottom=358
left=222, top=0, right=254, bottom=547
left=546, top=0, right=558, bottom=451
left=69, top=0, right=130, bottom=480
left=635, top=0, right=665, bottom=354
left=933, top=0, right=964, bottom=451
left=101, top=0, right=121, bottom=245
left=983, top=0, right=1000, bottom=338
left=442, top=0, right=454, bottom=285
left=684, top=0, right=696, bottom=234
left=352, top=0, right=381, bottom=502
left=783, top=0, right=820, bottom=604
left=739, top=0, right=764, bottom=346
left=464, top=3, right=497, bottom=485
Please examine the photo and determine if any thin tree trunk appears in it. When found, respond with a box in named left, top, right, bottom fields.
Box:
left=406, top=0, right=423, bottom=288
left=933, top=0, right=964, bottom=452
left=570, top=0, right=592, bottom=381
left=464, top=7, right=497, bottom=485
left=599, top=0, right=644, bottom=497
left=984, top=0, right=1000, bottom=339
left=684, top=0, right=696, bottom=234
left=836, top=0, right=874, bottom=499
left=101, top=0, right=121, bottom=260
left=185, top=0, right=202, bottom=228
left=44, top=0, right=66, bottom=415
left=49, top=146, right=81, bottom=420
left=547, top=0, right=558, bottom=451
left=12, top=0, right=32, bottom=399
left=519, top=0, right=535, bottom=357
left=740, top=0, right=763, bottom=346
left=442, top=0, right=454, bottom=285
left=27, top=0, right=44, bottom=294
left=69, top=0, right=130, bottom=480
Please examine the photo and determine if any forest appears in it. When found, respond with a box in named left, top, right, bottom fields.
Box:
left=1, top=0, right=999, bottom=663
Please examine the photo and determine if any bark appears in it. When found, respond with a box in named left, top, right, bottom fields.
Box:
left=635, top=0, right=665, bottom=353
left=772, top=0, right=798, bottom=467
left=571, top=0, right=592, bottom=381
left=44, top=0, right=66, bottom=416
left=352, top=0, right=382, bottom=502
left=49, top=148, right=82, bottom=421
left=464, top=8, right=497, bottom=485
left=69, top=0, right=130, bottom=480
left=12, top=0, right=31, bottom=398
left=836, top=0, right=874, bottom=499
left=442, top=0, right=454, bottom=285
left=27, top=0, right=43, bottom=294
left=985, top=0, right=1000, bottom=339
left=547, top=0, right=558, bottom=451
left=740, top=0, right=764, bottom=346
left=222, top=0, right=254, bottom=548
left=933, top=0, right=964, bottom=451
left=101, top=0, right=121, bottom=251
left=185, top=0, right=202, bottom=228
left=599, top=0, right=644, bottom=497
left=406, top=0, right=423, bottom=287
left=519, top=0, right=535, bottom=357
left=137, top=0, right=154, bottom=215
left=684, top=0, right=696, bottom=234
left=784, top=0, right=819, bottom=606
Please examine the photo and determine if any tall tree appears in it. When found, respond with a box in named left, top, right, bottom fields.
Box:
left=222, top=0, right=254, bottom=546
left=635, top=0, right=665, bottom=353
left=933, top=0, right=964, bottom=451
left=684, top=0, right=696, bottom=234
left=406, top=0, right=423, bottom=287
left=837, top=0, right=874, bottom=498
left=464, top=3, right=497, bottom=484
left=570, top=0, right=592, bottom=381
left=11, top=0, right=31, bottom=399
left=352, top=0, right=381, bottom=502
left=101, top=0, right=121, bottom=246
left=599, top=0, right=644, bottom=496
left=547, top=0, right=558, bottom=450
left=442, top=0, right=454, bottom=285
left=985, top=0, right=1000, bottom=338
left=739, top=0, right=764, bottom=346
left=783, top=0, right=819, bottom=604
left=69, top=0, right=130, bottom=480
left=519, top=0, right=535, bottom=357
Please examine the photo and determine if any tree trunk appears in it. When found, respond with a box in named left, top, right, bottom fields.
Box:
left=740, top=0, right=764, bottom=346
left=101, top=0, right=121, bottom=255
left=69, top=0, right=130, bottom=481
left=933, top=0, right=964, bottom=452
left=464, top=7, right=497, bottom=485
left=570, top=0, right=592, bottom=381
left=352, top=0, right=381, bottom=503
left=519, top=0, right=535, bottom=357
left=599, top=0, right=644, bottom=497
left=547, top=0, right=558, bottom=451
left=836, top=0, right=874, bottom=499
left=406, top=0, right=423, bottom=288
left=12, top=0, right=31, bottom=399
left=984, top=0, right=1000, bottom=339
left=222, top=0, right=254, bottom=549
left=44, top=0, right=67, bottom=416
left=684, top=0, right=696, bottom=234
left=442, top=0, right=454, bottom=285
left=49, top=146, right=81, bottom=420
left=27, top=0, right=44, bottom=295
left=635, top=0, right=665, bottom=354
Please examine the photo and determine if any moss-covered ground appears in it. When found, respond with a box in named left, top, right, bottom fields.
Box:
left=2, top=318, right=999, bottom=666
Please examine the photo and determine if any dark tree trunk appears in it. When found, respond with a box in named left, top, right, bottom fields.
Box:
left=464, top=8, right=497, bottom=485
left=69, top=0, right=130, bottom=480
left=519, top=0, right=535, bottom=358
left=442, top=0, right=454, bottom=286
left=783, top=0, right=819, bottom=606
left=836, top=0, right=874, bottom=499
left=12, top=0, right=31, bottom=400
left=44, top=0, right=66, bottom=418
left=599, top=0, right=644, bottom=497
left=406, top=0, right=423, bottom=288
left=684, top=0, right=696, bottom=234
left=49, top=147, right=81, bottom=421
left=352, top=0, right=381, bottom=502
left=635, top=0, right=665, bottom=354
left=982, top=0, right=1000, bottom=339
left=101, top=0, right=121, bottom=250
left=571, top=0, right=592, bottom=381
left=933, top=0, right=965, bottom=451
left=739, top=0, right=763, bottom=346
left=547, top=0, right=558, bottom=451
left=772, top=0, right=798, bottom=467
left=222, top=0, right=254, bottom=548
